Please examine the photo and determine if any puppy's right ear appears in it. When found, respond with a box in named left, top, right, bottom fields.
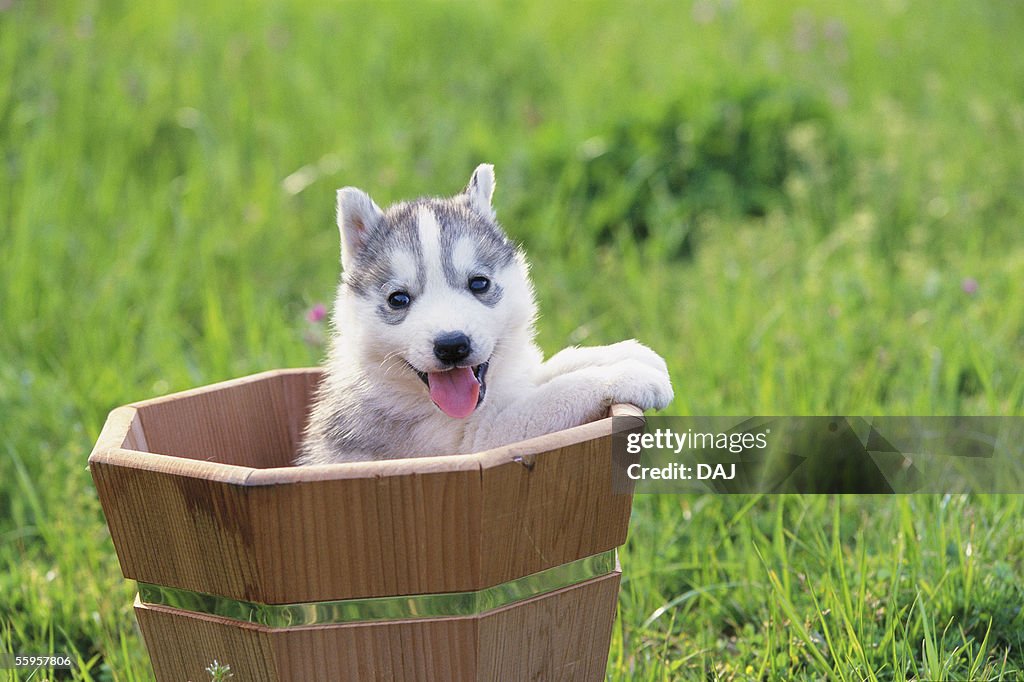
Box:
left=337, top=187, right=383, bottom=271
left=464, top=163, right=496, bottom=220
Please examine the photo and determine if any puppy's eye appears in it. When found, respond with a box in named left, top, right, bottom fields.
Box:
left=468, top=276, right=490, bottom=293
left=387, top=291, right=411, bottom=309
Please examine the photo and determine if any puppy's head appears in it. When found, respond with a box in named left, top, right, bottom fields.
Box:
left=332, top=164, right=535, bottom=419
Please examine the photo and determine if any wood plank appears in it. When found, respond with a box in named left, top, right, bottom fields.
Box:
left=477, top=572, right=620, bottom=681
left=91, top=369, right=636, bottom=601
left=477, top=434, right=632, bottom=587
left=91, top=454, right=262, bottom=599
left=248, top=467, right=483, bottom=603
left=134, top=571, right=619, bottom=681
left=133, top=370, right=297, bottom=468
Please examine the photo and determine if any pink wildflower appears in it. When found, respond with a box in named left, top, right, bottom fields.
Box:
left=307, top=303, right=327, bottom=323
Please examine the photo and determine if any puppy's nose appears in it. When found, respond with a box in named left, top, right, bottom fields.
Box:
left=433, top=332, right=472, bottom=364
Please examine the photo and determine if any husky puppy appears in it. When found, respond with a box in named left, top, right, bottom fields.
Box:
left=297, top=164, right=673, bottom=463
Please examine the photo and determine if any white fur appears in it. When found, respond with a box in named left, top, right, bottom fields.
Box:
left=466, top=163, right=496, bottom=219
left=415, top=206, right=446, bottom=291
left=389, top=250, right=419, bottom=289
left=298, top=165, right=673, bottom=463
left=451, top=237, right=477, bottom=275
left=337, top=187, right=383, bottom=272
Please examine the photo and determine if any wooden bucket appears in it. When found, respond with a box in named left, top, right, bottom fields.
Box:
left=89, top=368, right=641, bottom=681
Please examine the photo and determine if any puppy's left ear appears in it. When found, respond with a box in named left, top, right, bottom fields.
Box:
left=337, top=187, right=384, bottom=272
left=464, top=163, right=496, bottom=220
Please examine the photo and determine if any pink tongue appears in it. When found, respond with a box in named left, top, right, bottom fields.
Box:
left=427, top=367, right=480, bottom=419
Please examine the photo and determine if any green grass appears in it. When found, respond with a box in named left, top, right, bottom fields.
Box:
left=2, top=0, right=1023, bottom=679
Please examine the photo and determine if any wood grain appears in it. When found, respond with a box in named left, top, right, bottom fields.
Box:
left=135, top=571, right=620, bottom=681
left=90, top=369, right=638, bottom=602
left=91, top=368, right=638, bottom=680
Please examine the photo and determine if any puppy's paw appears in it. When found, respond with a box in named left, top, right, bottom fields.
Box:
left=602, top=339, right=670, bottom=374
left=548, top=339, right=669, bottom=374
left=600, top=359, right=674, bottom=412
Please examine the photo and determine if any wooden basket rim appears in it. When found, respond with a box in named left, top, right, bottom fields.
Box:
left=88, top=367, right=645, bottom=485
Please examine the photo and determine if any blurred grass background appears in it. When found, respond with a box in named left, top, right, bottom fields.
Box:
left=1, top=0, right=1022, bottom=679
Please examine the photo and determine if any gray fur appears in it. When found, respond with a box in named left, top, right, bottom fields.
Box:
left=299, top=167, right=523, bottom=463
left=343, top=202, right=423, bottom=297
left=297, top=163, right=674, bottom=464
left=345, top=197, right=514, bottom=307
left=337, top=187, right=384, bottom=274
left=304, top=397, right=421, bottom=460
